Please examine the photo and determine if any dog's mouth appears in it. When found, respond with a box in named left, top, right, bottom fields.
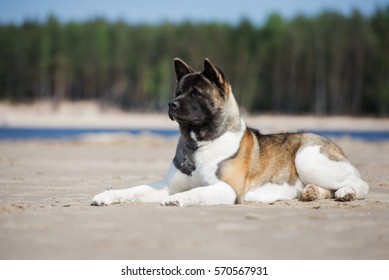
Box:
left=168, top=111, right=175, bottom=121
left=168, top=111, right=202, bottom=125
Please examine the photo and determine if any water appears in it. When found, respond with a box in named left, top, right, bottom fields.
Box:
left=308, top=130, right=389, bottom=142
left=0, top=127, right=179, bottom=140
left=0, top=127, right=388, bottom=141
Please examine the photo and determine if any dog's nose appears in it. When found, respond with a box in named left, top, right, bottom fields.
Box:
left=169, top=100, right=179, bottom=110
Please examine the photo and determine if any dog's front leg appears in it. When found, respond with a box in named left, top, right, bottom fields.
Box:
left=91, top=181, right=169, bottom=206
left=161, top=181, right=236, bottom=207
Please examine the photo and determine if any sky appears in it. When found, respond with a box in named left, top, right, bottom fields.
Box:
left=0, top=0, right=388, bottom=25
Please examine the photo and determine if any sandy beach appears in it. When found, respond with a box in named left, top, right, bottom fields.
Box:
left=0, top=102, right=389, bottom=259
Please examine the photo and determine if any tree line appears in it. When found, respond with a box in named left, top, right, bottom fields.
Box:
left=0, top=7, right=388, bottom=116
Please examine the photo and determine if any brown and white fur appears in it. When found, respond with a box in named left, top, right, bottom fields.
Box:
left=92, top=58, right=369, bottom=207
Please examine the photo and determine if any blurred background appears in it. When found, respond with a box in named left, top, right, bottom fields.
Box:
left=1, top=0, right=389, bottom=116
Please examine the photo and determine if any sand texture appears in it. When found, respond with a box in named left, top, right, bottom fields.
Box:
left=1, top=134, right=389, bottom=259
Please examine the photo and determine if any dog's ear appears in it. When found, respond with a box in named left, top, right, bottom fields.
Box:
left=203, top=58, right=227, bottom=92
left=174, top=58, right=193, bottom=82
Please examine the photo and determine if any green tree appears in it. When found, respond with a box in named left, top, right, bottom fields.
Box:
left=0, top=7, right=389, bottom=116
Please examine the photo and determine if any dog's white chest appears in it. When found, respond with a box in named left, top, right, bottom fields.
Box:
left=165, top=121, right=245, bottom=195
left=192, top=127, right=243, bottom=185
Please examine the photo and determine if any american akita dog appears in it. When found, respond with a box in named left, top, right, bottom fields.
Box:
left=92, top=58, right=369, bottom=207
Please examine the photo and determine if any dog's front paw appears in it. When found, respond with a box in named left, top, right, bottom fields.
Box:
left=161, top=196, right=185, bottom=207
left=91, top=191, right=116, bottom=206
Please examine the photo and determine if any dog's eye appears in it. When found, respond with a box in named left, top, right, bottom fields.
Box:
left=190, top=90, right=200, bottom=98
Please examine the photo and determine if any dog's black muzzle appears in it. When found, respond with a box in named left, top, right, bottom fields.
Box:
left=168, top=100, right=180, bottom=121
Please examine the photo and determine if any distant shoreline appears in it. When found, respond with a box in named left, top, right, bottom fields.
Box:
left=1, top=101, right=389, bottom=133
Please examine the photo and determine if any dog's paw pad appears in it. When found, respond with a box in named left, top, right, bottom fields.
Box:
left=302, top=184, right=319, bottom=201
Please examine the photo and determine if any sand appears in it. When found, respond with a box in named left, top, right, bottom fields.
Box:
left=0, top=102, right=389, bottom=259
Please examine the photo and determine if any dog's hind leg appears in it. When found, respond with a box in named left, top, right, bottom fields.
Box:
left=334, top=176, right=369, bottom=201
left=295, top=145, right=369, bottom=201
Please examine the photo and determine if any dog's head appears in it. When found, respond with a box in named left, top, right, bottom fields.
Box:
left=168, top=58, right=233, bottom=126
